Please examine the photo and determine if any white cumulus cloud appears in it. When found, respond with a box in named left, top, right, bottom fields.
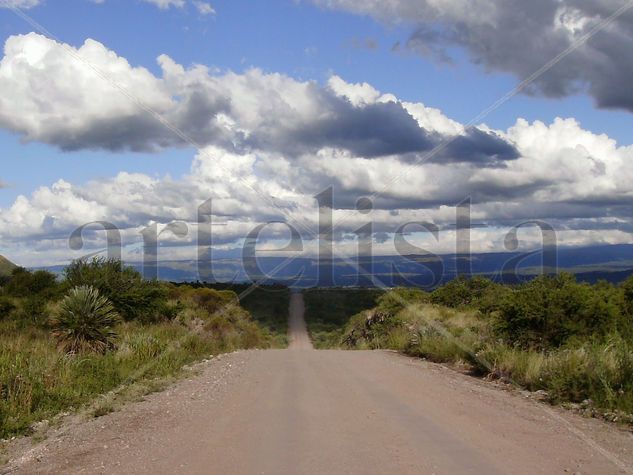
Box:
left=0, top=33, right=632, bottom=264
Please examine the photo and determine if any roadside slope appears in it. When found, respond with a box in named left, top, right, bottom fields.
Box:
left=4, top=293, right=633, bottom=474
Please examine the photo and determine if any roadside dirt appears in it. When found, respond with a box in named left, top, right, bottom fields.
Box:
left=3, top=293, right=633, bottom=474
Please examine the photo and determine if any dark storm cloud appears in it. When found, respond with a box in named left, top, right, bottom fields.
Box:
left=434, top=129, right=520, bottom=166
left=234, top=86, right=520, bottom=161
left=439, top=0, right=633, bottom=111
left=319, top=0, right=633, bottom=113
left=254, top=97, right=435, bottom=157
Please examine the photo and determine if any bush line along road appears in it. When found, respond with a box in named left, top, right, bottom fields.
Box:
left=2, top=291, right=632, bottom=474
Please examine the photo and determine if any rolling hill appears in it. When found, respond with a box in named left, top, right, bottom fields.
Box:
left=0, top=255, right=17, bottom=277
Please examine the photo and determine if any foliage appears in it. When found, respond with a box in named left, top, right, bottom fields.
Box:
left=3, top=267, right=59, bottom=299
left=620, top=275, right=633, bottom=316
left=0, top=258, right=277, bottom=439
left=318, top=279, right=633, bottom=419
left=304, top=288, right=383, bottom=348
left=430, top=275, right=510, bottom=312
left=341, top=310, right=403, bottom=349
left=49, top=286, right=122, bottom=354
left=375, top=287, right=428, bottom=315
left=196, top=283, right=290, bottom=341
left=0, top=296, right=16, bottom=320
left=494, top=274, right=629, bottom=349
left=169, top=283, right=290, bottom=347
left=63, top=258, right=167, bottom=323
left=189, top=288, right=238, bottom=314
left=480, top=336, right=633, bottom=413
left=0, top=312, right=270, bottom=438
left=14, top=295, right=49, bottom=327
left=0, top=286, right=271, bottom=439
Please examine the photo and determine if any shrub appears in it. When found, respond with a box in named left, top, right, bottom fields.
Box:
left=0, top=296, right=15, bottom=320
left=157, top=300, right=186, bottom=321
left=430, top=276, right=511, bottom=313
left=4, top=267, right=59, bottom=299
left=376, top=287, right=428, bottom=315
left=63, top=258, right=167, bottom=322
left=15, top=295, right=49, bottom=326
left=494, top=274, right=628, bottom=349
left=50, top=286, right=122, bottom=354
left=621, top=276, right=633, bottom=310
left=190, top=288, right=238, bottom=315
left=341, top=310, right=402, bottom=349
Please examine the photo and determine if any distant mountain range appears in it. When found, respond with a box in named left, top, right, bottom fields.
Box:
left=34, top=243, right=633, bottom=288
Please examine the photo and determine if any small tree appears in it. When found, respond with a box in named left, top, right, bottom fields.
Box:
left=5, top=267, right=59, bottom=299
left=50, top=285, right=121, bottom=354
left=0, top=296, right=15, bottom=320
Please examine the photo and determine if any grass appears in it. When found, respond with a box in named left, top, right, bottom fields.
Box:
left=303, top=288, right=383, bottom=348
left=0, top=301, right=270, bottom=439
left=186, top=283, right=290, bottom=347
left=0, top=262, right=280, bottom=441
left=480, top=338, right=633, bottom=415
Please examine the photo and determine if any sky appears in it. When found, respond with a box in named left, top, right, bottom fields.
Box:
left=0, top=0, right=633, bottom=266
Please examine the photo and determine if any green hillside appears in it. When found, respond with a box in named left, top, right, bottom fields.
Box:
left=0, top=255, right=17, bottom=277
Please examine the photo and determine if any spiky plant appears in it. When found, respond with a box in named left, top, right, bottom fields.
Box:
left=50, top=285, right=122, bottom=354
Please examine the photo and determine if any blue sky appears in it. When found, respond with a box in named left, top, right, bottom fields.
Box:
left=1, top=0, right=632, bottom=265
left=1, top=0, right=631, bottom=203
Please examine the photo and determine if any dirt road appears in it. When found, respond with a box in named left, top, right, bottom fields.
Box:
left=288, top=291, right=313, bottom=350
left=5, top=293, right=633, bottom=474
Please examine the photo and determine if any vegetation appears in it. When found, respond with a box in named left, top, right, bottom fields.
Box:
left=175, top=283, right=290, bottom=346
left=0, top=258, right=273, bottom=439
left=303, top=288, right=383, bottom=348
left=50, top=286, right=122, bottom=354
left=64, top=259, right=167, bottom=323
left=314, top=274, right=633, bottom=421
left=0, top=255, right=17, bottom=278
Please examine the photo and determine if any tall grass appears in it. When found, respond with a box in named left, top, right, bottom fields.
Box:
left=174, top=283, right=290, bottom=347
left=0, top=301, right=270, bottom=439
left=0, top=261, right=278, bottom=440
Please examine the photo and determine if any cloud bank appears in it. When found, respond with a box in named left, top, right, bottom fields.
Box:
left=0, top=33, right=631, bottom=265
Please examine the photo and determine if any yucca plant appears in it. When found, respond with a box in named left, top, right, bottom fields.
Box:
left=50, top=285, right=122, bottom=354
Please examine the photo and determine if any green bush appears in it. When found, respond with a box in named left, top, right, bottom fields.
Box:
left=304, top=288, right=384, bottom=347
left=0, top=296, right=16, bottom=320
left=494, top=274, right=628, bottom=349
left=309, top=281, right=633, bottom=418
left=170, top=284, right=290, bottom=346
left=3, top=267, right=59, bottom=299
left=50, top=286, right=122, bottom=354
left=376, top=287, right=428, bottom=315
left=15, top=295, right=49, bottom=327
left=342, top=309, right=403, bottom=349
left=430, top=276, right=509, bottom=312
left=157, top=300, right=186, bottom=321
left=190, top=288, right=238, bottom=315
left=63, top=258, right=167, bottom=323
left=620, top=276, right=633, bottom=320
